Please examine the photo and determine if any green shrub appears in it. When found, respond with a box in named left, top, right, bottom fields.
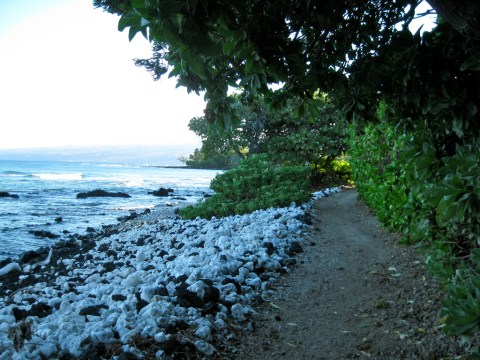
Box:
left=179, top=154, right=311, bottom=219
left=328, top=157, right=353, bottom=185
left=402, top=141, right=480, bottom=275
left=347, top=120, right=409, bottom=230
left=349, top=115, right=480, bottom=348
left=442, top=254, right=480, bottom=354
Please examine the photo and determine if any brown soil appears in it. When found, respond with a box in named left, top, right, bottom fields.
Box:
left=228, top=189, right=465, bottom=360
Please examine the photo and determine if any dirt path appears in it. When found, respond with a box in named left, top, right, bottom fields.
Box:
left=230, top=190, right=464, bottom=359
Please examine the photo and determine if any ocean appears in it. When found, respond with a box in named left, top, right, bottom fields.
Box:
left=0, top=160, right=219, bottom=261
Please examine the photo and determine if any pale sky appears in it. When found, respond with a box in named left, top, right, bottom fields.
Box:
left=0, top=0, right=206, bottom=150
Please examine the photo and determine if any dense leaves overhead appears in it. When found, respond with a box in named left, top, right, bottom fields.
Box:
left=94, top=0, right=420, bottom=126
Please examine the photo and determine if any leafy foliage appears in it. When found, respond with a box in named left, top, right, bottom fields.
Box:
left=186, top=93, right=349, bottom=180
left=348, top=117, right=409, bottom=231
left=185, top=149, right=240, bottom=170
left=341, top=14, right=480, bottom=347
left=185, top=115, right=245, bottom=169
left=350, top=106, right=480, bottom=349
left=188, top=116, right=247, bottom=160
left=442, top=255, right=480, bottom=355
left=94, top=0, right=426, bottom=126
left=261, top=96, right=346, bottom=155
left=348, top=22, right=480, bottom=145
left=179, top=155, right=311, bottom=219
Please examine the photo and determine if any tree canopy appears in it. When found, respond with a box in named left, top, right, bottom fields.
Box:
left=93, top=1, right=471, bottom=124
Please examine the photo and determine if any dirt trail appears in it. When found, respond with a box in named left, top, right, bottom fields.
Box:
left=231, top=189, right=464, bottom=359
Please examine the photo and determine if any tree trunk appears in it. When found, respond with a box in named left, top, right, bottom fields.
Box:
left=427, top=0, right=480, bottom=39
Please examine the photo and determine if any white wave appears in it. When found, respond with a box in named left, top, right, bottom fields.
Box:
left=1, top=171, right=28, bottom=177
left=108, top=205, right=155, bottom=211
left=32, top=173, right=84, bottom=181
left=123, top=178, right=144, bottom=187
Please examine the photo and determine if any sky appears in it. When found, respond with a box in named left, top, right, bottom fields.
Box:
left=0, top=0, right=206, bottom=150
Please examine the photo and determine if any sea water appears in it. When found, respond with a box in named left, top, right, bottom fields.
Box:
left=0, top=160, right=219, bottom=261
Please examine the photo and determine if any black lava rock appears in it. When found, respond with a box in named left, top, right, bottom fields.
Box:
left=118, top=212, right=138, bottom=222
left=19, top=250, right=44, bottom=264
left=175, top=286, right=204, bottom=308
left=12, top=302, right=52, bottom=321
left=263, top=242, right=276, bottom=255
left=102, top=262, right=116, bottom=273
left=112, top=294, right=127, bottom=301
left=174, top=274, right=188, bottom=284
left=295, top=212, right=313, bottom=225
left=76, top=189, right=131, bottom=199
left=81, top=240, right=96, bottom=252
left=29, top=230, right=60, bottom=239
left=0, top=191, right=19, bottom=199
left=204, top=285, right=220, bottom=303
left=118, top=352, right=140, bottom=360
left=79, top=304, right=108, bottom=316
left=222, top=278, right=241, bottom=293
left=148, top=187, right=174, bottom=197
left=156, top=286, right=169, bottom=297
left=29, top=302, right=52, bottom=318
left=0, top=258, right=12, bottom=268
left=287, top=241, right=304, bottom=255
left=135, top=293, right=148, bottom=312
left=12, top=307, right=27, bottom=321
left=158, top=250, right=168, bottom=257
left=164, top=320, right=189, bottom=335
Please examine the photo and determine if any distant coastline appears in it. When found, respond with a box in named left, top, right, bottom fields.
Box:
left=151, top=165, right=226, bottom=170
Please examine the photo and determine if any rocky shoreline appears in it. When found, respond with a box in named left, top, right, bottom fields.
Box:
left=0, top=188, right=340, bottom=359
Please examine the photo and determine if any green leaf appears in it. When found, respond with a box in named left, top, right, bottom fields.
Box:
left=296, top=102, right=305, bottom=118
left=436, top=194, right=457, bottom=225
left=460, top=52, right=480, bottom=71
left=452, top=117, right=464, bottom=138
left=188, top=55, right=208, bottom=80
left=286, top=54, right=306, bottom=77
left=140, top=26, right=148, bottom=40
left=131, top=0, right=147, bottom=8
left=128, top=26, right=140, bottom=41
left=162, top=22, right=186, bottom=48
left=118, top=14, right=130, bottom=32
left=118, top=12, right=142, bottom=32
left=250, top=74, right=261, bottom=96
left=269, top=63, right=289, bottom=82
left=176, top=14, right=186, bottom=33
left=191, top=33, right=219, bottom=54
left=222, top=38, right=236, bottom=55
left=245, top=57, right=254, bottom=74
